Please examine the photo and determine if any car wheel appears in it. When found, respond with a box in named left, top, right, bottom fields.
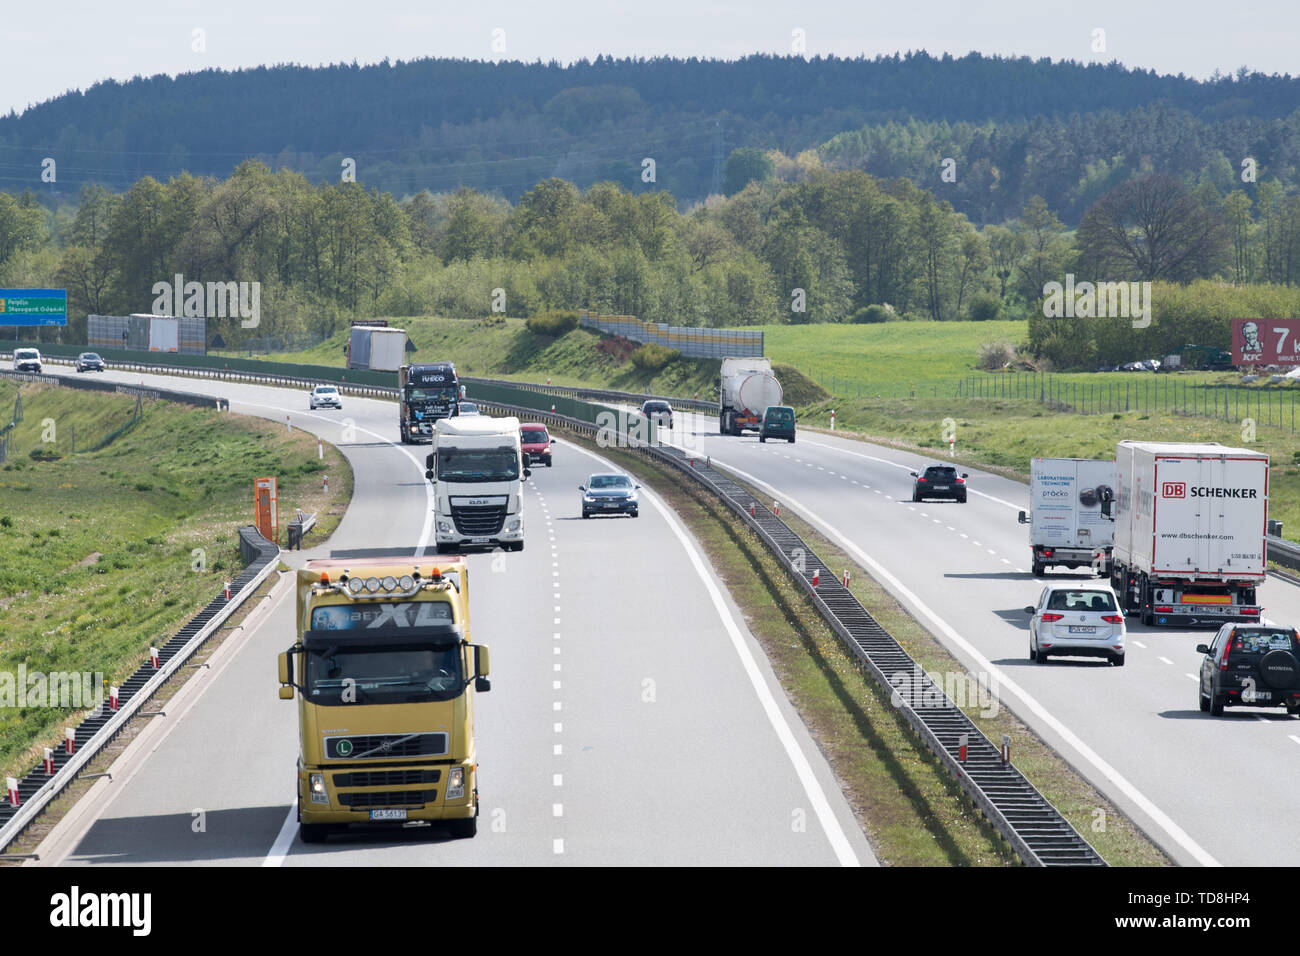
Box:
left=631, top=510, right=639, bottom=518
left=545, top=457, right=552, bottom=467
left=958, top=495, right=967, bottom=503
left=1287, top=701, right=1300, bottom=717
left=1199, top=687, right=1210, bottom=712
left=582, top=510, right=590, bottom=519
left=912, top=492, right=920, bottom=502
left=1036, top=647, right=1049, bottom=663
left=1029, top=643, right=1037, bottom=661
left=1141, top=609, right=1154, bottom=627
left=298, top=822, right=329, bottom=844
left=1111, top=654, right=1125, bottom=667
left=788, top=437, right=795, bottom=443
left=1210, top=694, right=1225, bottom=716
left=759, top=436, right=766, bottom=443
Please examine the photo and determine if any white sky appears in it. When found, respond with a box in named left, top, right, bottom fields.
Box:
left=0, top=0, right=1291, bottom=117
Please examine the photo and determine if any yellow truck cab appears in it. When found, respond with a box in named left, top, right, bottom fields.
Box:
left=278, top=554, right=490, bottom=842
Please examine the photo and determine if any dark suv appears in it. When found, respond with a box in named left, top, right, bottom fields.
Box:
left=910, top=465, right=968, bottom=503
left=1197, top=625, right=1300, bottom=717
left=758, top=405, right=796, bottom=443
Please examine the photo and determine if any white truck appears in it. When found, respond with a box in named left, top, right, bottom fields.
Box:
left=1109, top=441, right=1267, bottom=626
left=425, top=416, right=528, bottom=553
left=1019, top=458, right=1117, bottom=576
left=347, top=326, right=407, bottom=372
left=719, top=357, right=782, bottom=436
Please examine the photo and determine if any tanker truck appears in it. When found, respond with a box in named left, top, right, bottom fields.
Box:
left=719, top=357, right=783, bottom=436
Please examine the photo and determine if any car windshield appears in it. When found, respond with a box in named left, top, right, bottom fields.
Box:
left=924, top=467, right=957, bottom=479
left=1230, top=629, right=1296, bottom=655
left=437, top=447, right=519, bottom=482
left=590, top=475, right=631, bottom=489
left=1047, top=590, right=1117, bottom=612
left=15, top=350, right=38, bottom=360
left=767, top=408, right=793, bottom=421
left=644, top=402, right=669, bottom=411
left=82, top=353, right=100, bottom=360
left=316, top=387, right=337, bottom=394
left=522, top=430, right=548, bottom=443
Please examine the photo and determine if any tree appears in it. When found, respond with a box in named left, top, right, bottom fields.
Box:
left=1076, top=173, right=1229, bottom=281
left=723, top=148, right=775, bottom=197
left=1013, top=195, right=1070, bottom=305
left=984, top=224, right=1025, bottom=300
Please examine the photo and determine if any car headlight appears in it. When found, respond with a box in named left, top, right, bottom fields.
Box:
left=447, top=767, right=466, bottom=800
left=310, top=773, right=329, bottom=804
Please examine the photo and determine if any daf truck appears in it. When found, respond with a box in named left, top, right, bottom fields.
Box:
left=399, top=362, right=463, bottom=443
left=277, top=554, right=491, bottom=842
left=425, top=416, right=528, bottom=553
left=1109, top=441, right=1267, bottom=626
left=719, top=357, right=782, bottom=436
left=1018, top=458, right=1117, bottom=576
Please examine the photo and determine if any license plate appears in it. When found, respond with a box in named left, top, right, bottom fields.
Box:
left=470, top=536, right=489, bottom=543
left=370, top=809, right=407, bottom=820
left=933, top=485, right=950, bottom=490
left=1068, top=626, right=1097, bottom=634
left=603, top=503, right=618, bottom=508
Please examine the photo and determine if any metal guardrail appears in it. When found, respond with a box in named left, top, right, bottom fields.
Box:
left=287, top=509, right=318, bottom=550
left=474, top=394, right=1105, bottom=866
left=0, top=365, right=229, bottom=410
left=0, top=528, right=280, bottom=853
left=1268, top=534, right=1300, bottom=574
left=463, top=375, right=720, bottom=414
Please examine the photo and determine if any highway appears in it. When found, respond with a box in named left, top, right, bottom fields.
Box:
left=26, top=367, right=872, bottom=866
left=647, top=407, right=1300, bottom=866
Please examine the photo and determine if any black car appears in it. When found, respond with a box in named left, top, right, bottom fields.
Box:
left=580, top=473, right=640, bottom=518
left=76, top=352, right=106, bottom=372
left=639, top=400, right=673, bottom=430
left=910, top=465, right=968, bottom=503
left=1198, top=625, right=1300, bottom=716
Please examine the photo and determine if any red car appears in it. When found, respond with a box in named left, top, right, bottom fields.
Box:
left=521, top=423, right=554, bottom=467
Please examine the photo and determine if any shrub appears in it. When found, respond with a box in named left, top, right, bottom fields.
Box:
left=967, top=293, right=1002, bottom=322
left=850, top=304, right=892, bottom=324
left=29, top=448, right=61, bottom=461
left=976, top=341, right=1015, bottom=370
left=525, top=310, right=579, bottom=337
left=629, top=344, right=680, bottom=371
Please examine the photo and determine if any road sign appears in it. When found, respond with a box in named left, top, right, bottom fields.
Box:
left=0, top=289, right=67, bottom=326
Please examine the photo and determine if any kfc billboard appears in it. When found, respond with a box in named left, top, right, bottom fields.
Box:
left=1233, top=318, right=1300, bottom=365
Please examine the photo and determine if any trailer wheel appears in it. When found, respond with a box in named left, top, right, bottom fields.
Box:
left=1031, top=561, right=1044, bottom=577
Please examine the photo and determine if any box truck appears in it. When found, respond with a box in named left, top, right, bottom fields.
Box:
left=1019, top=458, right=1117, bottom=576
left=425, top=416, right=528, bottom=553
left=1109, top=441, right=1267, bottom=626
left=347, top=326, right=407, bottom=372
left=719, top=357, right=782, bottom=436
left=278, top=554, right=489, bottom=842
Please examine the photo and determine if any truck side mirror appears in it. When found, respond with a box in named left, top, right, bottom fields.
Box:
left=1018, top=510, right=1027, bottom=524
left=278, top=650, right=295, bottom=699
left=474, top=645, right=491, bottom=685
left=425, top=469, right=434, bottom=480
left=425, top=453, right=435, bottom=469
left=524, top=467, right=532, bottom=479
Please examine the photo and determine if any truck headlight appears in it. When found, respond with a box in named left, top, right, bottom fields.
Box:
left=438, top=521, right=451, bottom=532
left=447, top=767, right=465, bottom=800
left=507, top=519, right=521, bottom=532
left=310, top=773, right=329, bottom=804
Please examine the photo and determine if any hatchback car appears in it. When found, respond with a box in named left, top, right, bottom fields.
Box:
left=580, top=473, right=640, bottom=518
left=521, top=423, right=554, bottom=467
left=309, top=385, right=342, bottom=409
left=640, top=400, right=673, bottom=429
left=1197, top=624, right=1300, bottom=716
left=759, top=405, right=796, bottom=443
left=1025, top=583, right=1126, bottom=665
left=911, top=464, right=968, bottom=503
left=76, top=352, right=106, bottom=372
left=12, top=348, right=41, bottom=373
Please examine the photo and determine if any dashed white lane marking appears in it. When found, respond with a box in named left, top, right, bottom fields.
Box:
left=553, top=774, right=563, bottom=787
left=1016, top=568, right=1027, bottom=574
left=1133, top=640, right=1147, bottom=649
left=960, top=533, right=968, bottom=539
left=1289, top=735, right=1300, bottom=746
left=554, top=723, right=562, bottom=732
left=553, top=681, right=561, bottom=690
left=700, top=456, right=1220, bottom=868
left=1158, top=656, right=1174, bottom=665
left=553, top=804, right=563, bottom=817
left=1185, top=674, right=1198, bottom=682
left=986, top=549, right=996, bottom=556
left=1001, top=558, right=1011, bottom=565
left=554, top=839, right=564, bottom=855
left=554, top=744, right=563, bottom=754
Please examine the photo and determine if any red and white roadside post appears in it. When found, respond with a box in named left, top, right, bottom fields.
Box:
left=323, top=475, right=329, bottom=493
left=749, top=502, right=756, bottom=518
left=223, top=581, right=232, bottom=601
left=959, top=733, right=969, bottom=765
left=6, top=778, right=18, bottom=806
left=109, top=686, right=119, bottom=711
left=830, top=409, right=836, bottom=431
left=150, top=646, right=160, bottom=669
left=286, top=415, right=291, bottom=433
left=1001, top=734, right=1010, bottom=765
left=773, top=500, right=780, bottom=517
left=318, top=439, right=323, bottom=460
left=546, top=377, right=551, bottom=386
left=44, top=748, right=54, bottom=774
left=949, top=436, right=955, bottom=457
left=812, top=568, right=820, bottom=588
left=842, top=569, right=850, bottom=588
left=65, top=728, right=76, bottom=755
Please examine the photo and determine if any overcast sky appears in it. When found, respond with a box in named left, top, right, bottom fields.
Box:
left=1, top=0, right=1292, bottom=117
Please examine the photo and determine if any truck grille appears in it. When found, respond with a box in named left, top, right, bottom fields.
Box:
left=324, top=733, right=448, bottom=760
left=338, top=790, right=437, bottom=808
left=451, top=505, right=506, bottom=536
left=333, top=770, right=441, bottom=787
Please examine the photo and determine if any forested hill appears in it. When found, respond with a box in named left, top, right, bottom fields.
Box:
left=3, top=53, right=1299, bottom=213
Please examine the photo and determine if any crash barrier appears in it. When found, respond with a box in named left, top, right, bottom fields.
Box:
left=579, top=312, right=763, bottom=359
left=287, top=509, right=318, bottom=550
left=0, top=528, right=279, bottom=854
left=0, top=367, right=227, bottom=410
left=472, top=395, right=1105, bottom=867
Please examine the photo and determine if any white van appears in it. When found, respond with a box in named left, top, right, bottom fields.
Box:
left=12, top=348, right=42, bottom=373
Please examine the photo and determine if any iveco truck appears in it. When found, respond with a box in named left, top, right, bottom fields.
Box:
left=399, top=362, right=462, bottom=443
left=278, top=554, right=491, bottom=842
left=1019, top=458, right=1117, bottom=576
left=1109, top=441, right=1268, bottom=626
left=426, top=416, right=528, bottom=553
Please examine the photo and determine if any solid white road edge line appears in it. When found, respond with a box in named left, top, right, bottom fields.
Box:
left=699, top=454, right=1220, bottom=867
left=565, top=439, right=862, bottom=867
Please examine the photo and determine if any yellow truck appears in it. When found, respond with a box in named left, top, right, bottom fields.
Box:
left=278, top=554, right=490, bottom=842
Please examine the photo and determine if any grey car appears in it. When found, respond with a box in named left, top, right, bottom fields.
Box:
left=580, top=473, right=640, bottom=518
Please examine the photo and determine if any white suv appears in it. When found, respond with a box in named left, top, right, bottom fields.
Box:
left=12, top=348, right=42, bottom=373
left=1025, top=583, right=1126, bottom=666
left=309, top=385, right=342, bottom=409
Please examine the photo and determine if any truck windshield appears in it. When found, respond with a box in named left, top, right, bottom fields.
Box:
left=408, top=386, right=459, bottom=402
left=305, top=644, right=463, bottom=705
left=437, top=448, right=519, bottom=482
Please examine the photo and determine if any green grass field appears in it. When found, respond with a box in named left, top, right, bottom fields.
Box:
left=0, top=381, right=352, bottom=779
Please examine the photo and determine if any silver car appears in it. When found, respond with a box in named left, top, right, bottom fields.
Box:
left=309, top=385, right=342, bottom=409
left=1025, top=583, right=1126, bottom=666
